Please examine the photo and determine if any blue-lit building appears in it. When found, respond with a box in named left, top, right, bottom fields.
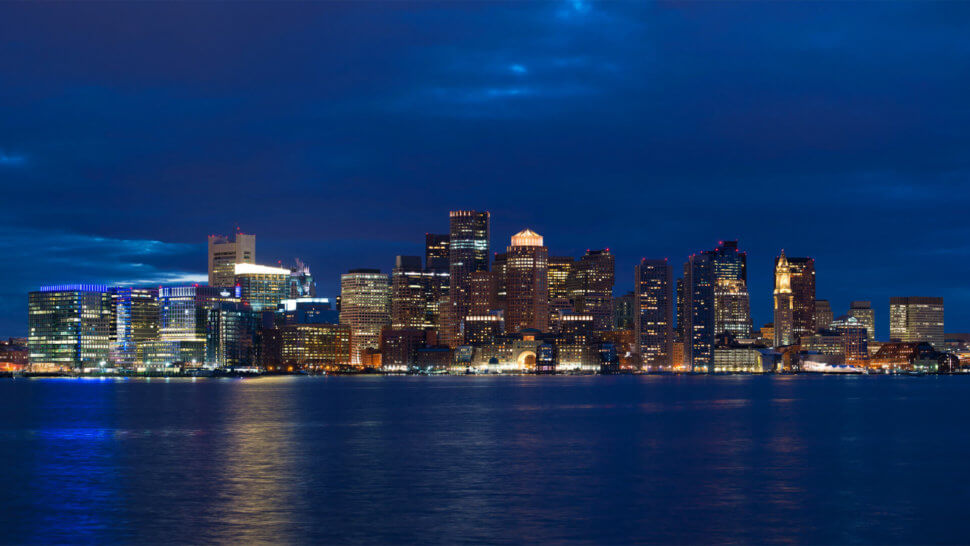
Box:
left=110, top=286, right=159, bottom=369
left=28, top=284, right=113, bottom=371
left=158, top=285, right=254, bottom=368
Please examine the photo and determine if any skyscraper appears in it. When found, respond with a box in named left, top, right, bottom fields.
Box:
left=425, top=233, right=450, bottom=272
left=569, top=249, right=615, bottom=331
left=288, top=259, right=316, bottom=298
left=340, top=269, right=391, bottom=365
left=443, top=211, right=490, bottom=347
left=889, top=297, right=944, bottom=350
left=234, top=263, right=290, bottom=312
left=110, top=286, right=159, bottom=368
left=786, top=257, right=816, bottom=341
left=710, top=240, right=752, bottom=339
left=28, top=284, right=113, bottom=371
left=208, top=231, right=255, bottom=287
left=634, top=258, right=673, bottom=369
left=503, top=229, right=549, bottom=333
left=773, top=250, right=794, bottom=347
left=815, top=299, right=833, bottom=331
left=683, top=253, right=715, bottom=371
left=547, top=256, right=574, bottom=326
left=848, top=300, right=875, bottom=341
left=157, top=285, right=252, bottom=368
left=391, top=256, right=431, bottom=330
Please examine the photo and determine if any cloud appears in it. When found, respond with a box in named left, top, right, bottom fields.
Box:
left=0, top=151, right=26, bottom=166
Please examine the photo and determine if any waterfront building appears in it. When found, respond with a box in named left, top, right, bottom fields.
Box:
left=503, top=229, right=549, bottom=333
left=110, top=287, right=159, bottom=369
left=870, top=341, right=942, bottom=373
left=272, top=323, right=351, bottom=372
left=786, top=257, right=816, bottom=341
left=339, top=269, right=391, bottom=366
left=773, top=250, right=795, bottom=347
left=815, top=299, right=833, bottom=332
left=569, top=249, right=615, bottom=331
left=158, top=285, right=253, bottom=368
left=848, top=300, right=875, bottom=340
left=380, top=328, right=426, bottom=371
left=235, top=263, right=290, bottom=312
left=831, top=315, right=869, bottom=363
left=443, top=210, right=490, bottom=347
left=889, top=296, right=944, bottom=350
left=28, top=284, right=113, bottom=371
left=713, top=347, right=779, bottom=373
left=0, top=338, right=29, bottom=371
left=634, top=258, right=673, bottom=370
left=208, top=231, right=255, bottom=288
left=683, top=252, right=716, bottom=371
left=462, top=314, right=504, bottom=345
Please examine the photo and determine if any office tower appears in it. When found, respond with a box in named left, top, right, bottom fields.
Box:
left=569, top=249, right=615, bottom=331
left=339, top=269, right=391, bottom=365
left=831, top=315, right=869, bottom=362
left=110, top=287, right=159, bottom=368
left=786, top=257, right=816, bottom=341
left=468, top=271, right=497, bottom=316
left=890, top=297, right=944, bottom=350
left=848, top=300, right=875, bottom=340
left=28, top=284, right=113, bottom=371
left=277, top=323, right=352, bottom=371
left=425, top=233, right=450, bottom=272
left=548, top=256, right=574, bottom=325
left=289, top=259, right=316, bottom=298
left=634, top=259, right=674, bottom=369
left=714, top=279, right=752, bottom=339
left=503, top=229, right=549, bottom=333
left=208, top=231, right=255, bottom=287
left=710, top=240, right=752, bottom=339
left=234, top=263, right=290, bottom=312
left=158, top=285, right=252, bottom=367
left=683, top=253, right=716, bottom=371
left=675, top=277, right=686, bottom=343
left=443, top=211, right=490, bottom=347
left=613, top=292, right=635, bottom=330
left=391, top=256, right=431, bottom=329
left=462, top=314, right=504, bottom=345
left=815, top=299, right=833, bottom=331
left=773, top=250, right=795, bottom=347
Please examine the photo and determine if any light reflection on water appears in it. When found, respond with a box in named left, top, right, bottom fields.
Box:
left=0, top=375, right=967, bottom=544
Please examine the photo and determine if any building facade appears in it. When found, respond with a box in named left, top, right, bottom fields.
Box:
left=503, top=229, right=549, bottom=333
left=634, top=258, right=673, bottom=369
left=28, top=285, right=113, bottom=371
left=235, top=263, right=290, bottom=312
left=443, top=210, right=490, bottom=347
left=890, top=297, right=944, bottom=350
left=786, top=257, right=816, bottom=341
left=208, top=231, right=255, bottom=287
left=848, top=300, right=875, bottom=341
left=569, top=249, right=615, bottom=331
left=339, top=269, right=391, bottom=366
left=773, top=250, right=795, bottom=347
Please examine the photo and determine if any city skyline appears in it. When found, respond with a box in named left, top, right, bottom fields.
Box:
left=4, top=3, right=970, bottom=338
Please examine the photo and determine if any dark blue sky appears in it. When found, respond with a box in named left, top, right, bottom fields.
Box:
left=2, top=1, right=969, bottom=338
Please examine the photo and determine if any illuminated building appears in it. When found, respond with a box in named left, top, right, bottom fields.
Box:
left=443, top=210, right=490, bottom=347
left=28, top=285, right=113, bottom=371
left=831, top=315, right=869, bottom=362
left=469, top=271, right=497, bottom=316
left=288, top=259, right=316, bottom=298
left=276, top=323, right=351, bottom=372
left=548, top=256, right=574, bottom=326
left=773, top=250, right=794, bottom=347
left=890, top=296, right=944, bottom=350
left=683, top=252, right=715, bottom=371
left=425, top=233, right=450, bottom=272
left=463, top=314, right=504, bottom=345
left=234, top=263, right=290, bottom=312
left=110, top=287, right=159, bottom=369
left=848, top=300, right=875, bottom=341
left=711, top=241, right=752, bottom=339
left=713, top=347, right=779, bottom=373
left=391, top=256, right=430, bottom=329
left=814, top=299, right=833, bottom=332
left=158, top=285, right=253, bottom=368
left=0, top=338, right=28, bottom=371
left=870, top=341, right=942, bottom=373
left=759, top=323, right=775, bottom=346
left=503, top=229, right=549, bottom=333
left=786, top=257, right=816, bottom=341
left=279, top=298, right=338, bottom=325
left=339, top=269, right=390, bottom=365
left=208, top=231, right=255, bottom=287
left=634, top=258, right=673, bottom=369
left=569, top=249, right=615, bottom=331
left=380, top=328, right=426, bottom=371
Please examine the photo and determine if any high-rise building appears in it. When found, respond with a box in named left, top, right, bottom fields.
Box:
left=234, top=263, right=290, bottom=312
left=277, top=323, right=352, bottom=371
left=710, top=241, right=752, bottom=339
left=503, top=229, right=549, bottom=333
left=468, top=271, right=497, bottom=316
left=158, top=285, right=253, bottom=368
left=815, top=299, right=833, bottom=332
left=391, top=256, right=431, bottom=330
left=569, top=249, right=615, bottom=331
left=110, top=287, right=159, bottom=368
left=28, top=285, right=113, bottom=371
left=339, top=269, right=391, bottom=365
left=848, top=300, right=875, bottom=341
left=443, top=211, right=490, bottom=347
left=773, top=250, right=795, bottom=347
left=548, top=256, right=574, bottom=326
left=831, top=315, right=870, bottom=362
left=208, top=231, right=255, bottom=287
left=683, top=253, right=715, bottom=370
left=425, top=233, right=450, bottom=272
left=890, top=297, right=944, bottom=350
left=786, top=257, right=816, bottom=341
left=634, top=259, right=674, bottom=369
left=613, top=292, right=635, bottom=330
left=288, top=259, right=316, bottom=298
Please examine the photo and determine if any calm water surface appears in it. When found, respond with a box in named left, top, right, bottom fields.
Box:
left=0, top=375, right=967, bottom=544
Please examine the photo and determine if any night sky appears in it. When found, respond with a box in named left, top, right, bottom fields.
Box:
left=2, top=2, right=970, bottom=338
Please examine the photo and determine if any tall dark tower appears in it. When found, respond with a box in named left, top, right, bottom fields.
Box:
left=786, top=257, right=816, bottom=341
left=635, top=258, right=673, bottom=370
left=443, top=211, right=490, bottom=347
left=569, top=249, right=615, bottom=331
left=683, top=252, right=715, bottom=371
